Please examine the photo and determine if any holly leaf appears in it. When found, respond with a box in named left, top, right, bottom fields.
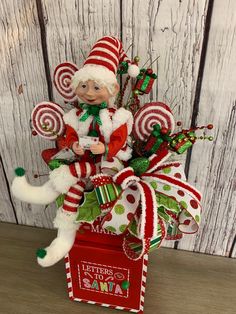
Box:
left=76, top=190, right=101, bottom=223
left=55, top=194, right=65, bottom=208
left=128, top=218, right=138, bottom=236
left=156, top=192, right=180, bottom=213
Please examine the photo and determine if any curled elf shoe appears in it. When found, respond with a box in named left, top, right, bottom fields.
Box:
left=36, top=208, right=79, bottom=267
left=11, top=167, right=60, bottom=205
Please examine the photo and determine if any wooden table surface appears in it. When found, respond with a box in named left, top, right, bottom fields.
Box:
left=0, top=222, right=235, bottom=314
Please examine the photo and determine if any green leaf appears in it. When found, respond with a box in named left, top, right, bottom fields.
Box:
left=128, top=218, right=138, bottom=236
left=156, top=192, right=180, bottom=213
left=158, top=206, right=172, bottom=222
left=76, top=190, right=101, bottom=223
left=55, top=194, right=65, bottom=208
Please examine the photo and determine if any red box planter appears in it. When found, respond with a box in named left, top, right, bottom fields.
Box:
left=65, top=220, right=148, bottom=313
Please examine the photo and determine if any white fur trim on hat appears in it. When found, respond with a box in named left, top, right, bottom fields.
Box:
left=71, top=64, right=118, bottom=93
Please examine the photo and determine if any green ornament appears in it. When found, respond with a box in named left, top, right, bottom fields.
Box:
left=129, top=157, right=150, bottom=176
left=36, top=248, right=47, bottom=258
left=121, top=280, right=130, bottom=290
left=48, top=159, right=66, bottom=170
left=15, top=167, right=25, bottom=177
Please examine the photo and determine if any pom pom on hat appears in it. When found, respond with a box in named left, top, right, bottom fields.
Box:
left=128, top=64, right=140, bottom=78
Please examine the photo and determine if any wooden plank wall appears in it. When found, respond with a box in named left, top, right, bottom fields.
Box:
left=0, top=0, right=235, bottom=257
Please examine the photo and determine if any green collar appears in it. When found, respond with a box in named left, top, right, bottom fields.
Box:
left=79, top=102, right=107, bottom=125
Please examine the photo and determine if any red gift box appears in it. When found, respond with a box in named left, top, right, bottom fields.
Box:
left=65, top=219, right=148, bottom=313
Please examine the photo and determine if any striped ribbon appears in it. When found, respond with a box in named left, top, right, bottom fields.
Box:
left=102, top=150, right=202, bottom=260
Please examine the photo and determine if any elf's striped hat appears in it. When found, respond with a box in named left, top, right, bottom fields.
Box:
left=71, top=36, right=139, bottom=90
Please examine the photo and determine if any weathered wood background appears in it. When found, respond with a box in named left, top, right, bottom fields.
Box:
left=0, top=0, right=235, bottom=257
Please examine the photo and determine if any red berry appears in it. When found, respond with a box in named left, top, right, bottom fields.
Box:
left=207, top=124, right=213, bottom=129
left=146, top=68, right=153, bottom=75
left=161, top=127, right=168, bottom=134
left=32, top=130, right=37, bottom=136
left=177, top=121, right=182, bottom=126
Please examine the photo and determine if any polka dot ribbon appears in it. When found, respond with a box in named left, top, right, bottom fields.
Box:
left=102, top=151, right=202, bottom=260
left=102, top=167, right=158, bottom=260
left=143, top=163, right=202, bottom=234
left=114, top=167, right=158, bottom=240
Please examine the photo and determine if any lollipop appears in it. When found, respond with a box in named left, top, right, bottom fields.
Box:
left=133, top=102, right=175, bottom=141
left=31, top=102, right=65, bottom=140
left=53, top=62, right=78, bottom=102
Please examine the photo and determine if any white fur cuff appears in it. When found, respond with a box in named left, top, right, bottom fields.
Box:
left=49, top=165, right=77, bottom=194
left=53, top=208, right=79, bottom=230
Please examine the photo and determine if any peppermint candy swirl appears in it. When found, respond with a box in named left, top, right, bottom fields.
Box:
left=133, top=102, right=175, bottom=141
left=31, top=102, right=65, bottom=140
left=53, top=62, right=78, bottom=102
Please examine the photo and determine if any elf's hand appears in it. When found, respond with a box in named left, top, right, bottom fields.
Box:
left=90, top=142, right=105, bottom=154
left=72, top=142, right=85, bottom=155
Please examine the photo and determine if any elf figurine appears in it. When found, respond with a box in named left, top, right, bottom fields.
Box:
left=11, top=36, right=139, bottom=267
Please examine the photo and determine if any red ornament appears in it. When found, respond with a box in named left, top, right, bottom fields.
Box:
left=146, top=68, right=153, bottom=75
left=161, top=127, right=168, bottom=134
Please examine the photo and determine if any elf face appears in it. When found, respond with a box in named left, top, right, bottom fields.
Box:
left=75, top=80, right=113, bottom=105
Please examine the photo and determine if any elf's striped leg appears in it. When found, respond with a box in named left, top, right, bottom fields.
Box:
left=69, top=161, right=97, bottom=179
left=37, top=162, right=98, bottom=267
left=62, top=180, right=86, bottom=213
left=49, top=162, right=97, bottom=195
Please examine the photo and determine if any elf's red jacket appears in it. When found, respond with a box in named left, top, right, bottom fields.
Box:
left=42, top=107, right=133, bottom=164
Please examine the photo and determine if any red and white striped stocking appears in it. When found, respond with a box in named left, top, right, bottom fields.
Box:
left=62, top=162, right=97, bottom=213
left=69, top=161, right=97, bottom=179
left=62, top=180, right=86, bottom=212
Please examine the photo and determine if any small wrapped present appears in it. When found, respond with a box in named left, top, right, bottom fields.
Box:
left=144, top=123, right=172, bottom=155
left=170, top=131, right=196, bottom=154
left=134, top=68, right=157, bottom=94
left=92, top=174, right=122, bottom=212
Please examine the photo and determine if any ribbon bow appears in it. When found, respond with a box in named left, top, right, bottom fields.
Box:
left=113, top=167, right=158, bottom=241
left=101, top=166, right=158, bottom=261
left=102, top=150, right=202, bottom=260
left=79, top=102, right=107, bottom=125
